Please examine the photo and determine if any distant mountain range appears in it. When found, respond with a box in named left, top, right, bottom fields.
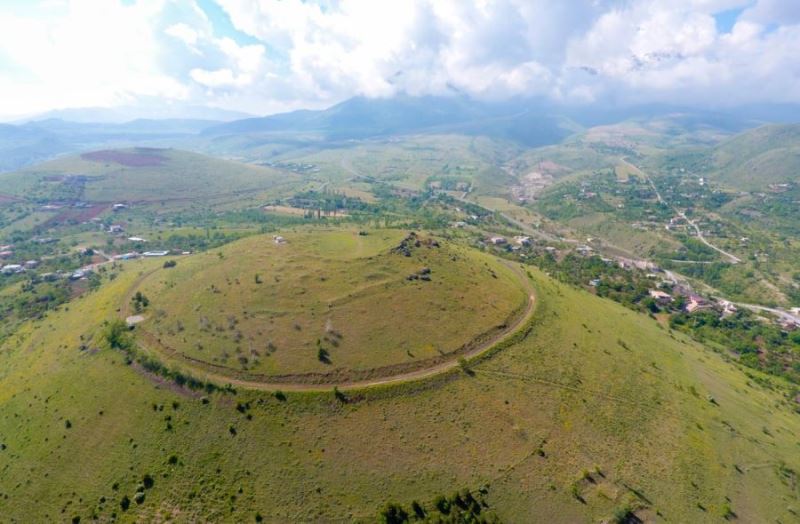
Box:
left=2, top=95, right=799, bottom=173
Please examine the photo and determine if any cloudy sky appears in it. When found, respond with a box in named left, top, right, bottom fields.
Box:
left=0, top=0, right=799, bottom=119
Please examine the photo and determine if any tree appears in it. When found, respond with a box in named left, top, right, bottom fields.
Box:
left=103, top=319, right=132, bottom=351
left=380, top=503, right=409, bottom=524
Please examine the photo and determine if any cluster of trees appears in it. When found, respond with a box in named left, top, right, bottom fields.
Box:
left=379, top=488, right=497, bottom=523
left=102, top=319, right=229, bottom=395
left=131, top=291, right=149, bottom=313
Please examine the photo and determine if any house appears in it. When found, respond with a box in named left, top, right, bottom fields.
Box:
left=685, top=294, right=712, bottom=313
left=718, top=300, right=738, bottom=318
left=0, top=250, right=13, bottom=259
left=113, top=252, right=139, bottom=261
left=143, top=251, right=169, bottom=257
left=127, top=237, right=147, bottom=243
left=648, top=289, right=673, bottom=303
left=24, top=260, right=39, bottom=269
left=452, top=221, right=467, bottom=228
left=589, top=278, right=602, bottom=287
left=1, top=264, right=23, bottom=275
left=488, top=236, right=507, bottom=245
left=109, top=224, right=125, bottom=234
left=273, top=235, right=287, bottom=244
left=514, top=235, right=531, bottom=246
left=576, top=245, right=593, bottom=255
left=112, top=203, right=128, bottom=211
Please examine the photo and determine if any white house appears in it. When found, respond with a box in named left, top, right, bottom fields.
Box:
left=1, top=264, right=23, bottom=275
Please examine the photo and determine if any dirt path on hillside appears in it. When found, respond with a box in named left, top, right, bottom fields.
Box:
left=122, top=259, right=537, bottom=392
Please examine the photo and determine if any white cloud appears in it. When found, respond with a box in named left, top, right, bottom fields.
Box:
left=1, top=0, right=799, bottom=118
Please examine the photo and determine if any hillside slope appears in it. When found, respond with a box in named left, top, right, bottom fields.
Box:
left=1, top=258, right=799, bottom=522
left=202, top=96, right=581, bottom=148
left=0, top=147, right=293, bottom=204
left=709, top=124, right=800, bottom=189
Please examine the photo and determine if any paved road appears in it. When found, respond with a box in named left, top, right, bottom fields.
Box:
left=628, top=158, right=741, bottom=264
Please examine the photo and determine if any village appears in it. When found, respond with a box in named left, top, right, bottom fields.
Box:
left=481, top=231, right=800, bottom=334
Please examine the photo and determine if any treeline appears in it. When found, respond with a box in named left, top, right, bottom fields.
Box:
left=101, top=319, right=234, bottom=395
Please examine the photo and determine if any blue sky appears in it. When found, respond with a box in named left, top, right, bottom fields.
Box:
left=0, top=0, right=799, bottom=119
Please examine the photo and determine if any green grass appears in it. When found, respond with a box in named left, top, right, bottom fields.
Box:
left=132, top=228, right=525, bottom=378
left=2, top=254, right=800, bottom=521
left=0, top=148, right=299, bottom=205
left=710, top=124, right=800, bottom=190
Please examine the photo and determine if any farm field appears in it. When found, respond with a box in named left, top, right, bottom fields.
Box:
left=129, top=228, right=527, bottom=382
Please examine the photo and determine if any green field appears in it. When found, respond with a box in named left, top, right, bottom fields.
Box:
left=130, top=228, right=526, bottom=381
left=2, top=245, right=800, bottom=521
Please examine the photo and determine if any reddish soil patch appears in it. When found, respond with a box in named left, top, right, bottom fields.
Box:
left=82, top=148, right=167, bottom=167
left=42, top=204, right=109, bottom=228
left=0, top=193, right=21, bottom=203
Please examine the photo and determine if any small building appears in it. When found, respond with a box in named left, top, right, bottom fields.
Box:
left=109, top=224, right=125, bottom=234
left=114, top=252, right=139, bottom=261
left=127, top=237, right=147, bottom=243
left=273, top=235, right=287, bottom=244
left=648, top=289, right=673, bottom=303
left=112, top=203, right=128, bottom=211
left=452, top=221, right=467, bottom=228
left=718, top=300, right=738, bottom=318
left=576, top=245, right=593, bottom=255
left=0, top=250, right=13, bottom=259
left=1, top=264, right=23, bottom=275
left=488, top=236, right=507, bottom=245
left=24, top=260, right=39, bottom=269
left=514, top=235, right=531, bottom=246
left=589, top=278, right=602, bottom=287
left=143, top=251, right=169, bottom=257
left=685, top=295, right=712, bottom=313
left=780, top=319, right=799, bottom=332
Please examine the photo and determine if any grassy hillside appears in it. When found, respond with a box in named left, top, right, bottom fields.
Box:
left=709, top=124, right=800, bottom=190
left=131, top=229, right=526, bottom=380
left=0, top=147, right=295, bottom=204
left=1, top=252, right=800, bottom=522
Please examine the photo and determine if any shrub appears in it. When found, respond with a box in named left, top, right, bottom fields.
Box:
left=120, top=495, right=130, bottom=511
left=434, top=495, right=450, bottom=514
left=333, top=387, right=347, bottom=403
left=163, top=260, right=177, bottom=269
left=380, top=503, right=409, bottom=523
left=134, top=491, right=145, bottom=504
left=142, top=474, right=154, bottom=489
left=274, top=390, right=287, bottom=402
left=103, top=319, right=133, bottom=351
